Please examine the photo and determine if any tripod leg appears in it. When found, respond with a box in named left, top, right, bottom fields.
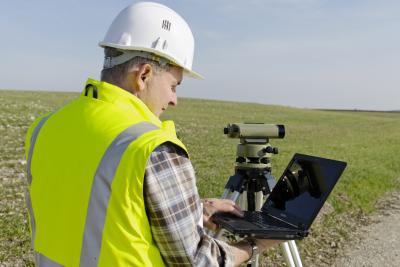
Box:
left=236, top=192, right=256, bottom=267
left=238, top=191, right=247, bottom=210
left=288, top=240, right=303, bottom=267
left=230, top=191, right=241, bottom=202
left=255, top=191, right=264, bottom=211
left=281, top=242, right=296, bottom=267
left=221, top=189, right=231, bottom=199
left=247, top=191, right=265, bottom=267
left=220, top=189, right=242, bottom=202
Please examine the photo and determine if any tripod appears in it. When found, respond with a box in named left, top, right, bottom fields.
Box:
left=214, top=123, right=303, bottom=267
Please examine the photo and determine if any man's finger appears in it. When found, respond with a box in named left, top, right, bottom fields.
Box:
left=220, top=201, right=244, bottom=217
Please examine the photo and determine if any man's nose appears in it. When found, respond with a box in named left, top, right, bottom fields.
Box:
left=169, top=93, right=177, bottom=107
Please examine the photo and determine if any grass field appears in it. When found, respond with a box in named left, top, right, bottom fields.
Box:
left=1, top=90, right=399, bottom=266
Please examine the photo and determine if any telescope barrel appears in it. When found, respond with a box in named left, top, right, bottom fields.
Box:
left=224, top=123, right=285, bottom=139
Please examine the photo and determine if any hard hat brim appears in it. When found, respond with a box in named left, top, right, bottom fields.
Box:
left=99, top=42, right=204, bottom=80
left=184, top=69, right=203, bottom=80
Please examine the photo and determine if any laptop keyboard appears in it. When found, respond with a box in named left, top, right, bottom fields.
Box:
left=243, top=211, right=293, bottom=230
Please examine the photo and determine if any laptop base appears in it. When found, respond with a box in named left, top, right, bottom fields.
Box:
left=214, top=212, right=309, bottom=240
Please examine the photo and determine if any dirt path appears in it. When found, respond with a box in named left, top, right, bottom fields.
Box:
left=333, top=192, right=400, bottom=267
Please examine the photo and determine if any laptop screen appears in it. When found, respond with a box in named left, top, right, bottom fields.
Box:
left=262, top=154, right=346, bottom=229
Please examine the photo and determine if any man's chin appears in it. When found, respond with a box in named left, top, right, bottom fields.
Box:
left=156, top=109, right=165, bottom=118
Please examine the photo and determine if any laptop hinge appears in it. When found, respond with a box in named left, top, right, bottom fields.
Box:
left=267, top=214, right=299, bottom=229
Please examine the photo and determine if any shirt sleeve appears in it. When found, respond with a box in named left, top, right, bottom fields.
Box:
left=143, top=142, right=235, bottom=267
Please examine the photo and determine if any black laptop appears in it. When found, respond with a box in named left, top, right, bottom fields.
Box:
left=212, top=153, right=347, bottom=240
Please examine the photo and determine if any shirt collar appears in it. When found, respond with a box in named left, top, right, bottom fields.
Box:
left=84, top=78, right=162, bottom=127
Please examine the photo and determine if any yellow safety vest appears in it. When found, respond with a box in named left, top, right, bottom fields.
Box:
left=25, top=78, right=187, bottom=266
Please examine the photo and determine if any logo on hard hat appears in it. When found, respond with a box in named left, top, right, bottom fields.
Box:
left=162, top=20, right=171, bottom=31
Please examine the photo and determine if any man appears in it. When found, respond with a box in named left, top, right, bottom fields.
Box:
left=25, top=2, right=279, bottom=266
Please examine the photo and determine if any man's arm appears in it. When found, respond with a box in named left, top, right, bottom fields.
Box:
left=144, top=143, right=234, bottom=266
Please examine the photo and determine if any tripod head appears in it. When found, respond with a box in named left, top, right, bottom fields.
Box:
left=222, top=123, right=286, bottom=210
left=224, top=123, right=285, bottom=170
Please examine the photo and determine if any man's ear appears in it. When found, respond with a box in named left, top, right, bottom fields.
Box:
left=135, top=64, right=153, bottom=92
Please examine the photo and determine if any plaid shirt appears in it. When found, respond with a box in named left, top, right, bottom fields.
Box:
left=144, top=143, right=234, bottom=266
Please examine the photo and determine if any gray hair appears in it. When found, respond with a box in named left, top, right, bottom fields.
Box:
left=100, top=47, right=171, bottom=85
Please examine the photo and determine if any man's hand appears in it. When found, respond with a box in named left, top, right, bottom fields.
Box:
left=202, top=198, right=244, bottom=231
left=201, top=198, right=284, bottom=265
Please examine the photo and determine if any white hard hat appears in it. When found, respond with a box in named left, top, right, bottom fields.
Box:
left=99, top=2, right=203, bottom=79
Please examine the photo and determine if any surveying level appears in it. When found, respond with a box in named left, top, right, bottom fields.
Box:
left=224, top=123, right=284, bottom=170
left=215, top=123, right=303, bottom=267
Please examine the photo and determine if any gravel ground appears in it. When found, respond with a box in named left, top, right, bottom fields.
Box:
left=333, top=191, right=400, bottom=267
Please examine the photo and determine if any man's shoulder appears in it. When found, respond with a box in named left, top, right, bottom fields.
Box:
left=152, top=141, right=188, bottom=158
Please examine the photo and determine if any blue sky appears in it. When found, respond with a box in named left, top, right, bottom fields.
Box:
left=1, top=0, right=399, bottom=110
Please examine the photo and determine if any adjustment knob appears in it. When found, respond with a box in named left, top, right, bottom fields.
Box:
left=262, top=146, right=279, bottom=154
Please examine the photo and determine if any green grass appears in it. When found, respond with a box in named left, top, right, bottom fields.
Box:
left=1, top=90, right=399, bottom=266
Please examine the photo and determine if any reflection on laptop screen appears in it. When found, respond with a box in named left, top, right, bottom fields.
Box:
left=262, top=155, right=345, bottom=228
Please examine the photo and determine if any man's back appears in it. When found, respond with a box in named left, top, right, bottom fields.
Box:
left=25, top=79, right=182, bottom=266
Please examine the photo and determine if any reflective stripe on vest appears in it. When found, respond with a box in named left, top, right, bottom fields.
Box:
left=26, top=114, right=51, bottom=249
left=80, top=122, right=158, bottom=266
left=27, top=117, right=158, bottom=266
left=36, top=253, right=63, bottom=267
left=27, top=114, right=51, bottom=185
